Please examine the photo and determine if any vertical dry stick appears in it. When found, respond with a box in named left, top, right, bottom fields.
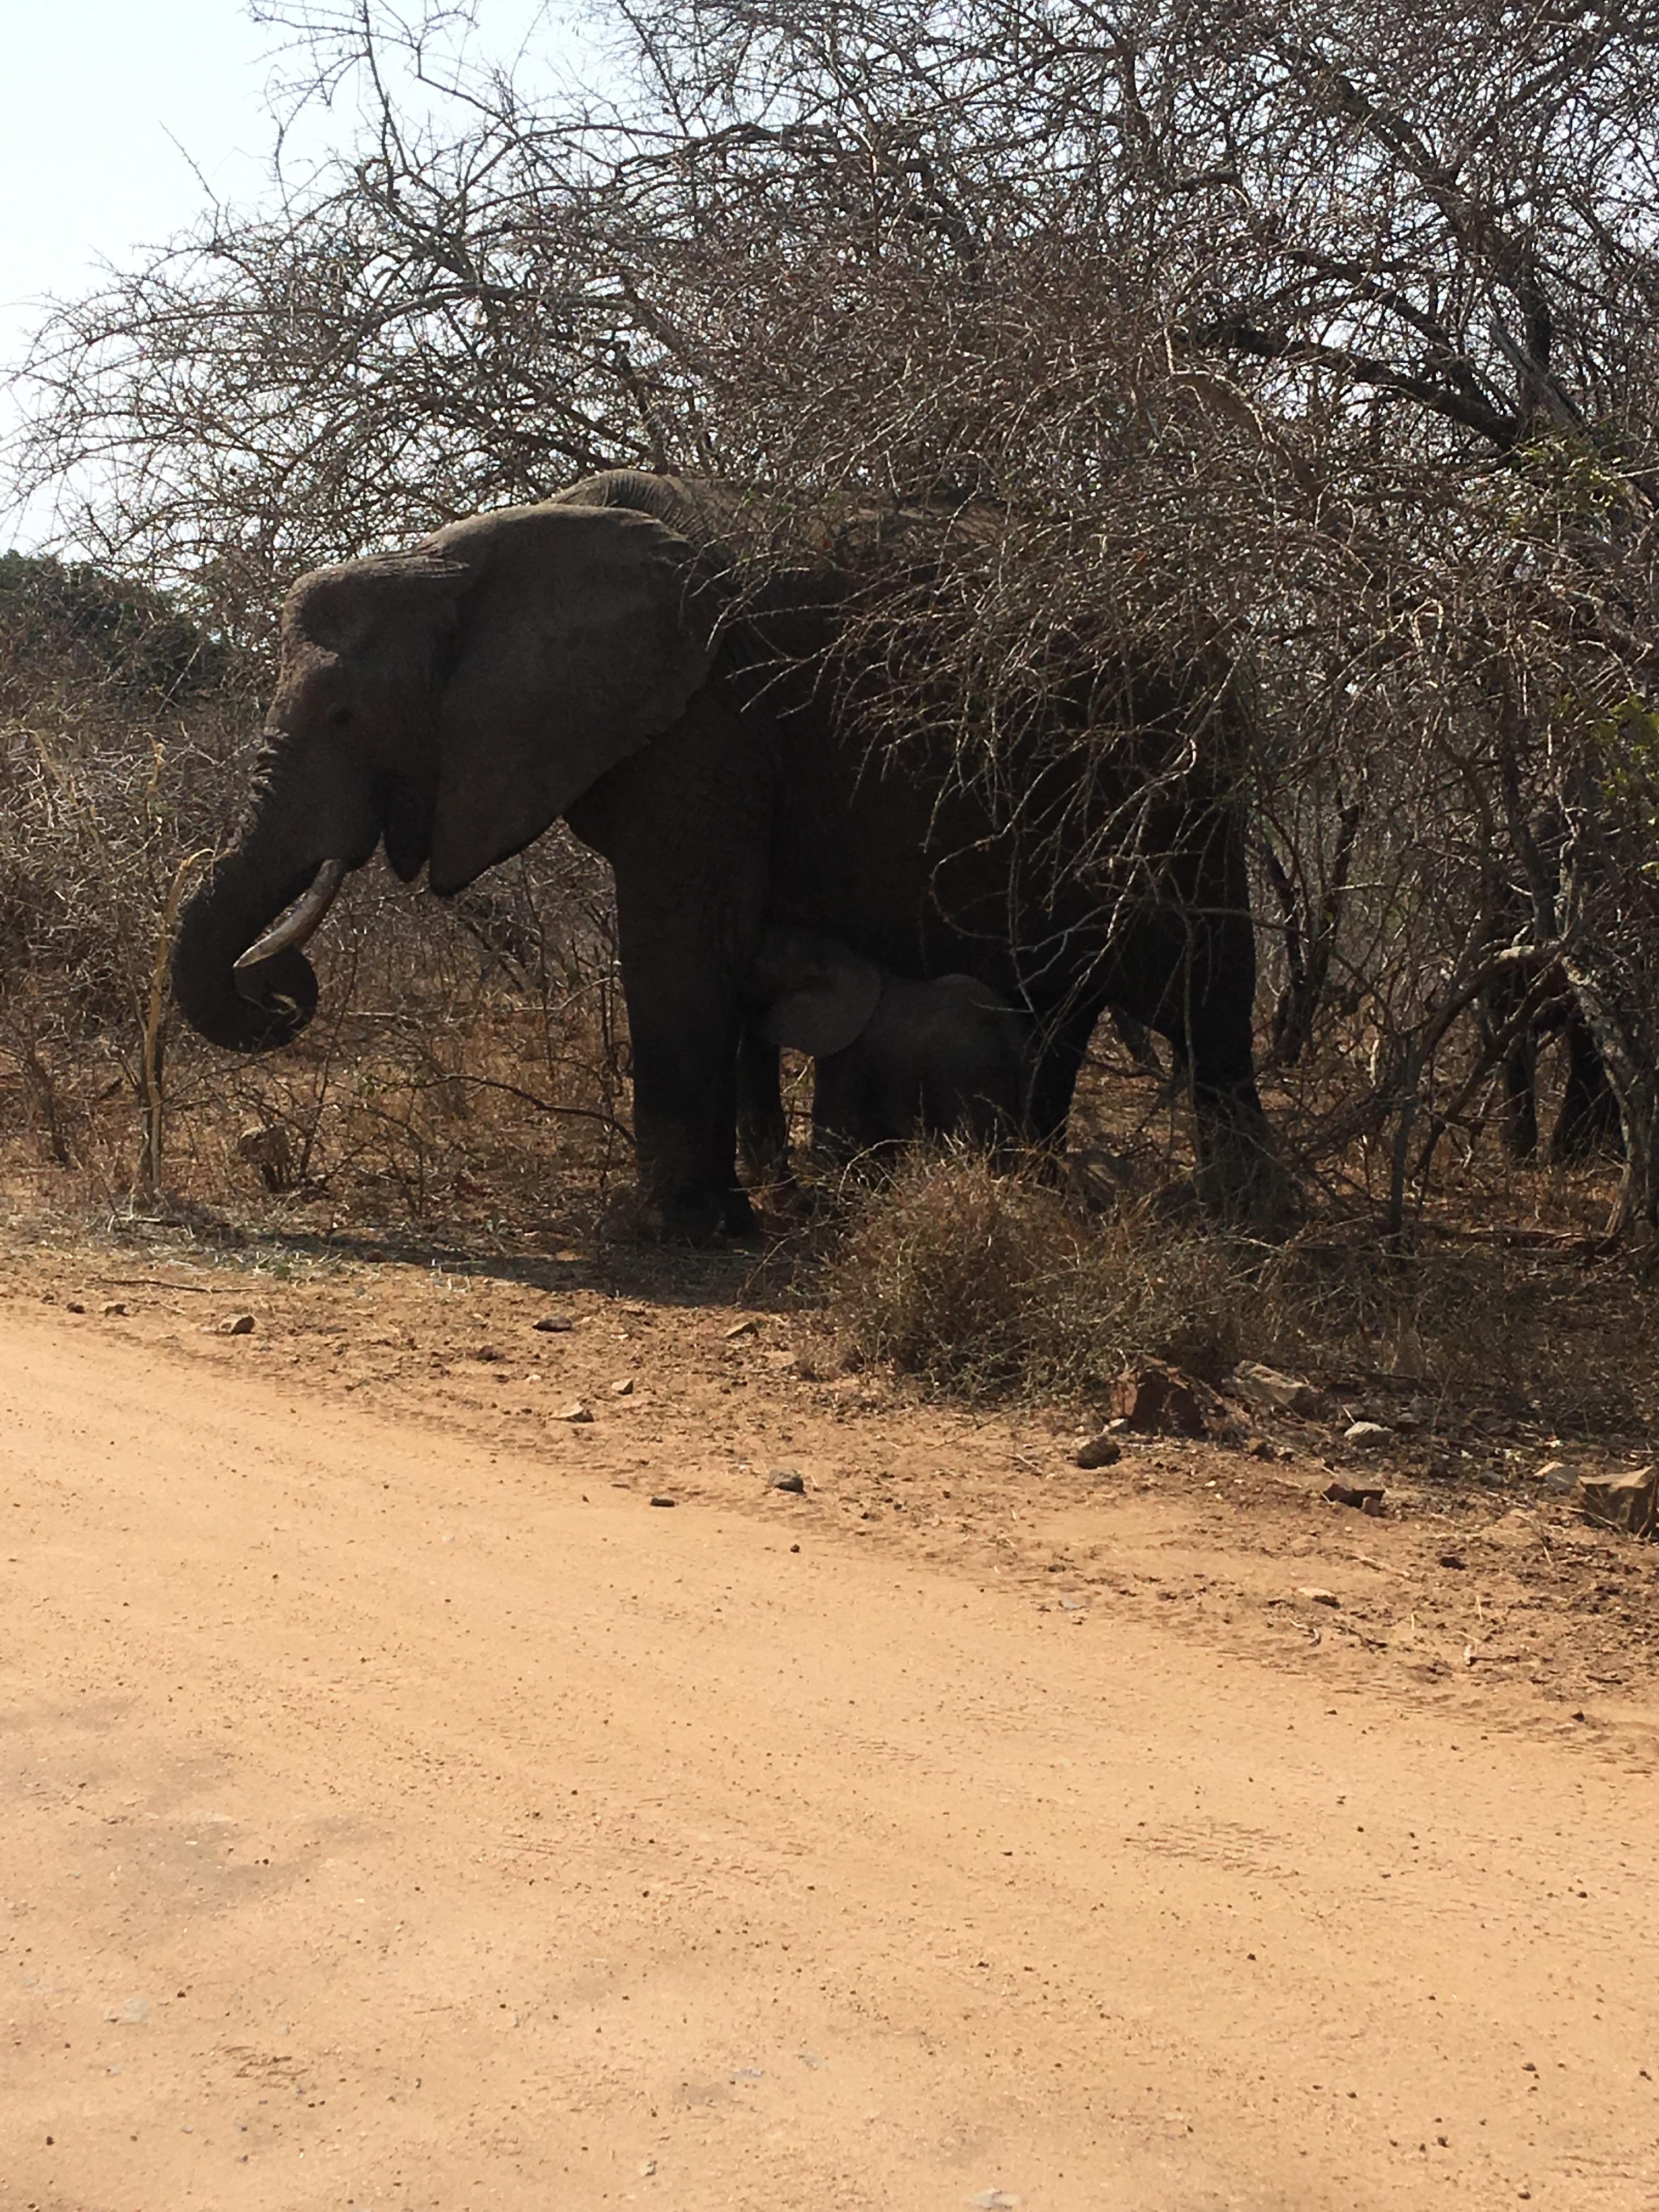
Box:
left=134, top=847, right=212, bottom=1206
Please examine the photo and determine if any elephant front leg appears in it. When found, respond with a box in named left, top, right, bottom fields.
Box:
left=612, top=894, right=753, bottom=1243
left=625, top=1002, right=746, bottom=1242
left=735, top=1025, right=794, bottom=1199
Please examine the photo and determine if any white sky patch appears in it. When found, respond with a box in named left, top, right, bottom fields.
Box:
left=1, top=0, right=604, bottom=549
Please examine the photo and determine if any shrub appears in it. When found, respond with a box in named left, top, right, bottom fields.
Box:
left=826, top=1149, right=1658, bottom=1434
left=827, top=1150, right=1245, bottom=1400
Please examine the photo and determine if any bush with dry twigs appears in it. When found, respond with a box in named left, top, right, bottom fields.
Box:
left=3, top=0, right=1659, bottom=1316
left=829, top=1150, right=1656, bottom=1435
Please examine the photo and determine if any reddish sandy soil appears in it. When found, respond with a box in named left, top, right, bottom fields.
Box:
left=2, top=1224, right=1657, bottom=2209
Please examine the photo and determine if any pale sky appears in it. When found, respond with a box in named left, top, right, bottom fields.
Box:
left=0, top=1, right=599, bottom=544
left=2, top=4, right=283, bottom=331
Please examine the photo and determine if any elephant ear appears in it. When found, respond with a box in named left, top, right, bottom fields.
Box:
left=428, top=501, right=719, bottom=894
left=762, top=950, right=883, bottom=1057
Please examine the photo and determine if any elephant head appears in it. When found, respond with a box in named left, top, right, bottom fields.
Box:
left=751, top=925, right=884, bottom=1057
left=171, top=488, right=720, bottom=1051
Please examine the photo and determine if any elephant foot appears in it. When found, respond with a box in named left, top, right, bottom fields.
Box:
left=723, top=1187, right=760, bottom=1239
left=610, top=1184, right=732, bottom=1246
left=1193, top=1094, right=1300, bottom=1234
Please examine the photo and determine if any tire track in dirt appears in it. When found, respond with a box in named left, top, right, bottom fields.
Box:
left=2, top=1307, right=1657, bottom=2209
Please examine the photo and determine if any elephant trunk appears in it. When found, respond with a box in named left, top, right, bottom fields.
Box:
left=171, top=743, right=384, bottom=1053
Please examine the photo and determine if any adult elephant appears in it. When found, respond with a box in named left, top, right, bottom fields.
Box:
left=171, top=471, right=1272, bottom=1238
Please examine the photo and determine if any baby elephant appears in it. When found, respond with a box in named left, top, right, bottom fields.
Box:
left=750, top=924, right=1031, bottom=1155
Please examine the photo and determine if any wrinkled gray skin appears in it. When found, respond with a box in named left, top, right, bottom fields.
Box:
left=172, top=471, right=1272, bottom=1241
left=749, top=923, right=1030, bottom=1158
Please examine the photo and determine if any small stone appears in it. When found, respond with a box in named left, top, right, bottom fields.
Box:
left=553, top=1401, right=594, bottom=1424
left=210, top=1313, right=256, bottom=1336
left=1073, top=1433, right=1121, bottom=1470
left=723, top=1317, right=758, bottom=1339
left=649, top=1494, right=676, bottom=1508
left=1229, top=1360, right=1319, bottom=1417
left=65, top=1300, right=86, bottom=1315
left=1536, top=1459, right=1575, bottom=1493
left=1344, top=1420, right=1390, bottom=1447
left=101, top=1300, right=127, bottom=1317
left=1296, top=1585, right=1340, bottom=1607
left=1438, top=1552, right=1466, bottom=1570
left=611, top=1378, right=635, bottom=1396
left=1112, top=1361, right=1205, bottom=1437
left=1323, top=1477, right=1386, bottom=1514
left=769, top=1468, right=806, bottom=1494
left=1572, top=1466, right=1658, bottom=1540
left=639, top=2158, right=657, bottom=2177
left=532, top=1314, right=573, bottom=1334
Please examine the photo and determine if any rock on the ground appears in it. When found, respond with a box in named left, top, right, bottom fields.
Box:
left=1074, top=1434, right=1122, bottom=1470
left=1323, top=1477, right=1386, bottom=1514
left=532, top=1314, right=573, bottom=1334
left=1572, top=1466, right=1658, bottom=1540
left=610, top=1378, right=635, bottom=1396
left=1229, top=1361, right=1320, bottom=1418
left=553, top=1400, right=594, bottom=1424
left=1296, top=1585, right=1340, bottom=1607
left=1344, top=1420, right=1391, bottom=1447
left=212, top=1313, right=256, bottom=1337
left=769, top=1468, right=806, bottom=1494
left=1536, top=1459, right=1576, bottom=1493
left=1113, top=1362, right=1206, bottom=1438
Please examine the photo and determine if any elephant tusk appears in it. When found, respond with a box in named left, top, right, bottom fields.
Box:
left=233, top=858, right=349, bottom=972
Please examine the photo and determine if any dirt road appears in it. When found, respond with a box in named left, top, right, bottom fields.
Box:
left=2, top=1305, right=1655, bottom=2210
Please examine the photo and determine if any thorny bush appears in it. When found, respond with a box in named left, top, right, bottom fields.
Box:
left=7, top=1, right=1659, bottom=1285
left=829, top=1150, right=1658, bottom=1436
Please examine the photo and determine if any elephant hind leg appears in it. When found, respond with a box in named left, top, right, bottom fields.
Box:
left=1024, top=996, right=1108, bottom=1154
left=1500, top=1035, right=1541, bottom=1160
left=1548, top=1012, right=1624, bottom=1164
left=1183, top=978, right=1291, bottom=1226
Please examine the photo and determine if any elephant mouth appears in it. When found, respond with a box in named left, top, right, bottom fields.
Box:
left=232, top=856, right=349, bottom=989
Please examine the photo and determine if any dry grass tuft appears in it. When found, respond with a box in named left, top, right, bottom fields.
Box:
left=826, top=1150, right=1659, bottom=1434
left=827, top=1149, right=1245, bottom=1400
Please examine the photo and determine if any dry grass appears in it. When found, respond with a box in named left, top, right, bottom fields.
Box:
left=826, top=1150, right=1245, bottom=1398
left=825, top=1149, right=1659, bottom=1435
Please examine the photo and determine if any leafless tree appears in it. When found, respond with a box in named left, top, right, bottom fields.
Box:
left=9, top=0, right=1659, bottom=1232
